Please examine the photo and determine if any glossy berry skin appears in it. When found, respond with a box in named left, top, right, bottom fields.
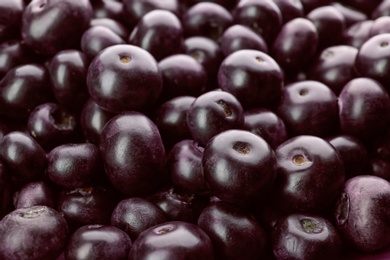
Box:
left=271, top=135, right=345, bottom=214
left=47, top=143, right=103, bottom=189
left=183, top=36, right=223, bottom=88
left=233, top=0, right=282, bottom=44
left=0, top=131, right=47, bottom=184
left=272, top=0, right=304, bottom=24
left=275, top=80, right=339, bottom=137
left=81, top=26, right=125, bottom=60
left=129, top=10, right=183, bottom=61
left=65, top=225, right=132, bottom=260
left=13, top=181, right=56, bottom=209
left=186, top=90, right=244, bottom=146
left=198, top=201, right=268, bottom=260
left=182, top=2, right=233, bottom=41
left=372, top=0, right=390, bottom=19
left=110, top=197, right=167, bottom=241
left=0, top=64, right=53, bottom=121
left=243, top=108, right=287, bottom=149
left=202, top=129, right=276, bottom=205
left=129, top=221, right=214, bottom=260
left=218, top=49, right=283, bottom=109
left=92, top=0, right=125, bottom=24
left=220, top=24, right=268, bottom=57
left=331, top=2, right=367, bottom=27
left=308, top=45, right=358, bottom=95
left=87, top=44, right=162, bottom=113
left=0, top=206, right=68, bottom=260
left=0, top=0, right=24, bottom=41
left=306, top=6, right=346, bottom=50
left=334, top=175, right=390, bottom=253
left=338, top=78, right=390, bottom=142
left=155, top=96, right=195, bottom=150
left=0, top=39, right=38, bottom=79
left=80, top=98, right=116, bottom=145
left=99, top=111, right=166, bottom=196
left=343, top=20, right=373, bottom=49
left=355, top=33, right=390, bottom=88
left=166, top=139, right=208, bottom=195
left=90, top=18, right=129, bottom=39
left=27, top=103, right=80, bottom=151
left=369, top=16, right=390, bottom=37
left=342, top=0, right=382, bottom=15
left=272, top=18, right=318, bottom=74
left=158, top=54, right=207, bottom=101
left=58, top=186, right=120, bottom=231
left=148, top=187, right=209, bottom=223
left=327, top=135, right=369, bottom=179
left=272, top=213, right=343, bottom=260
left=48, top=50, right=89, bottom=112
left=21, top=0, right=93, bottom=56
left=122, top=0, right=179, bottom=28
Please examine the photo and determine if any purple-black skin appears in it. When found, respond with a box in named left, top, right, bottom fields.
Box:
left=202, top=129, right=277, bottom=206
left=331, top=2, right=367, bottom=27
left=182, top=36, right=223, bottom=89
left=272, top=0, right=304, bottom=24
left=306, top=6, right=346, bottom=50
left=157, top=54, right=208, bottom=102
left=166, top=139, right=209, bottom=195
left=0, top=39, right=39, bottom=79
left=13, top=181, right=56, bottom=209
left=233, top=0, right=282, bottom=44
left=355, top=33, right=390, bottom=88
left=182, top=2, right=233, bottom=41
left=334, top=175, right=390, bottom=253
left=129, top=221, right=214, bottom=260
left=0, top=163, right=12, bottom=219
left=272, top=213, right=343, bottom=260
left=370, top=158, right=390, bottom=181
left=342, top=0, right=382, bottom=15
left=47, top=143, right=104, bottom=188
left=272, top=18, right=319, bottom=75
left=338, top=77, right=390, bottom=142
left=186, top=90, right=244, bottom=146
left=129, top=10, right=183, bottom=61
left=27, top=103, right=81, bottom=151
left=90, top=18, right=129, bottom=39
left=122, top=0, right=180, bottom=28
left=148, top=187, right=209, bottom=224
left=198, top=201, right=269, bottom=260
left=243, top=108, right=288, bottom=150
left=0, top=0, right=24, bottom=42
left=271, top=135, right=345, bottom=214
left=65, top=225, right=132, bottom=260
left=79, top=98, right=116, bottom=145
left=0, top=64, right=53, bottom=121
left=48, top=50, right=89, bottom=112
left=0, top=206, right=69, bottom=260
left=275, top=80, right=339, bottom=138
left=372, top=0, right=390, bottom=19
left=21, top=0, right=92, bottom=56
left=99, top=111, right=166, bottom=196
left=81, top=26, right=125, bottom=59
left=0, top=131, right=47, bottom=184
left=57, top=185, right=120, bottom=231
left=326, top=135, right=370, bottom=179
left=87, top=44, right=162, bottom=113
left=218, top=49, right=283, bottom=110
left=369, top=16, right=390, bottom=37
left=92, top=0, right=125, bottom=24
left=220, top=24, right=268, bottom=57
left=343, top=20, right=374, bottom=49
left=300, top=0, right=332, bottom=13
left=155, top=96, right=195, bottom=150
left=307, top=45, right=358, bottom=95
left=110, top=197, right=167, bottom=241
